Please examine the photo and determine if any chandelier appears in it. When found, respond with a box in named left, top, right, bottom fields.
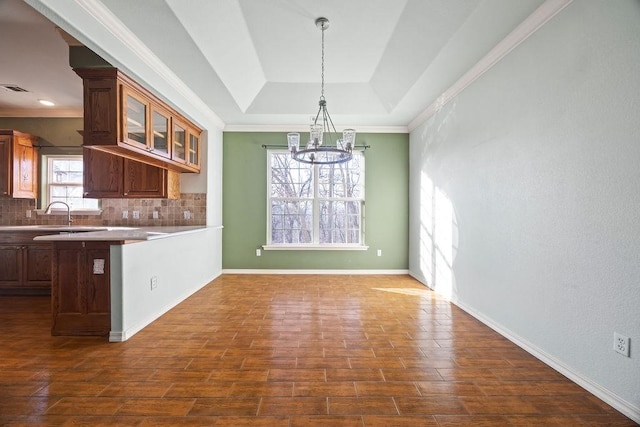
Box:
left=287, top=17, right=355, bottom=165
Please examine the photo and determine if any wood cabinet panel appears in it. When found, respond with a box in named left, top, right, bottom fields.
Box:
left=0, top=233, right=53, bottom=295
left=0, top=130, right=38, bottom=199
left=0, top=245, right=21, bottom=284
left=83, top=148, right=123, bottom=198
left=13, top=135, right=37, bottom=197
left=124, top=158, right=166, bottom=198
left=0, top=136, right=10, bottom=196
left=56, top=246, right=83, bottom=314
left=83, top=72, right=117, bottom=142
left=52, top=241, right=110, bottom=336
left=84, top=148, right=178, bottom=199
left=85, top=246, right=111, bottom=314
left=24, top=245, right=53, bottom=287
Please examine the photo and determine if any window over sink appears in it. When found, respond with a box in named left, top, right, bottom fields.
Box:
left=42, top=155, right=100, bottom=212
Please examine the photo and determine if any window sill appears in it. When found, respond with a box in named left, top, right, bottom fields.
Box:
left=263, top=244, right=369, bottom=251
left=34, top=209, right=103, bottom=216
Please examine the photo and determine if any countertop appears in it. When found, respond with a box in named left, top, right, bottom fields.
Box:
left=0, top=225, right=208, bottom=242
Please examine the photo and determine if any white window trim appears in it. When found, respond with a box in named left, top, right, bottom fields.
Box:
left=263, top=244, right=369, bottom=251
left=266, top=149, right=366, bottom=249
left=40, top=154, right=102, bottom=215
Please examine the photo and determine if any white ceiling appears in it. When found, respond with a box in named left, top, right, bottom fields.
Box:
left=1, top=0, right=547, bottom=129
left=0, top=0, right=83, bottom=117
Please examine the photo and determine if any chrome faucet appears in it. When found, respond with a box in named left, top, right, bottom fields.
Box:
left=44, top=201, right=72, bottom=226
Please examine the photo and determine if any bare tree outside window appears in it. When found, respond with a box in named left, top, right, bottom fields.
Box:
left=46, top=156, right=99, bottom=211
left=268, top=151, right=365, bottom=246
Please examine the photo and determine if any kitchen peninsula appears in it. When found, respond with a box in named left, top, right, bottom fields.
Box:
left=0, top=225, right=214, bottom=341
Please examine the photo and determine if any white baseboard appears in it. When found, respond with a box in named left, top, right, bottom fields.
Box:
left=108, top=331, right=124, bottom=342
left=454, top=299, right=640, bottom=424
left=109, top=271, right=222, bottom=343
left=222, top=269, right=410, bottom=275
left=408, top=273, right=640, bottom=424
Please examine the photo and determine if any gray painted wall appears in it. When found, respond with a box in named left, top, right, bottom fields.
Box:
left=409, top=0, right=639, bottom=415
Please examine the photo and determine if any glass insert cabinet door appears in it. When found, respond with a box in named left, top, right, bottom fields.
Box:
left=188, top=133, right=199, bottom=166
left=151, top=107, right=170, bottom=158
left=124, top=89, right=147, bottom=148
left=173, top=122, right=186, bottom=163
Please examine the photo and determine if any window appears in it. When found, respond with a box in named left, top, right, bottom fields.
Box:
left=44, top=155, right=99, bottom=211
left=267, top=150, right=365, bottom=248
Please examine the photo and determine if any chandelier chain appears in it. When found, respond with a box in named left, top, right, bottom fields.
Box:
left=320, top=20, right=325, bottom=101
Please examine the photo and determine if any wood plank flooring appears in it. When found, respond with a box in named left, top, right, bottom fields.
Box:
left=0, top=274, right=636, bottom=426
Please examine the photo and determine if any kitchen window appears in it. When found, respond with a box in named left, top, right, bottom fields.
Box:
left=265, top=150, right=366, bottom=250
left=42, top=155, right=99, bottom=212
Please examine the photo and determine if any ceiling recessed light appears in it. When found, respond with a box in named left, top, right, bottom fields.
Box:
left=38, top=99, right=55, bottom=106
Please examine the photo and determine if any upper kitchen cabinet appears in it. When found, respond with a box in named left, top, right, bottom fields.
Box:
left=0, top=130, right=38, bottom=199
left=172, top=117, right=200, bottom=170
left=74, top=68, right=201, bottom=173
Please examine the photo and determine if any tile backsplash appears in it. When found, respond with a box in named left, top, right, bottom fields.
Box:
left=0, top=193, right=206, bottom=226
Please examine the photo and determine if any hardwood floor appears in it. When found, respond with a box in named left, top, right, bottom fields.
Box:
left=0, top=274, right=636, bottom=426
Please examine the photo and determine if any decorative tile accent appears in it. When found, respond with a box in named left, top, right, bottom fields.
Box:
left=0, top=193, right=206, bottom=226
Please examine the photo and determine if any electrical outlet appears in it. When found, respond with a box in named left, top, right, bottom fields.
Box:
left=183, top=210, right=191, bottom=220
left=153, top=210, right=159, bottom=219
left=150, top=276, right=158, bottom=290
left=377, top=249, right=382, bottom=257
left=256, top=249, right=261, bottom=257
left=26, top=210, right=31, bottom=218
left=132, top=210, right=140, bottom=219
left=614, top=332, right=630, bottom=357
left=122, top=210, right=128, bottom=219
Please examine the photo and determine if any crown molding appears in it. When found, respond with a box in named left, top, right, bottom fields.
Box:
left=223, top=124, right=408, bottom=134
left=408, top=0, right=574, bottom=131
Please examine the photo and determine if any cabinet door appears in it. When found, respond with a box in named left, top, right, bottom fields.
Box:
left=122, top=86, right=148, bottom=151
left=123, top=158, right=167, bottom=198
left=0, top=136, right=10, bottom=196
left=24, top=244, right=52, bottom=289
left=188, top=132, right=200, bottom=168
left=83, top=148, right=123, bottom=198
left=0, top=245, right=22, bottom=289
left=82, top=70, right=118, bottom=145
left=172, top=120, right=187, bottom=164
left=12, top=135, right=38, bottom=198
left=150, top=105, right=171, bottom=159
left=52, top=241, right=111, bottom=336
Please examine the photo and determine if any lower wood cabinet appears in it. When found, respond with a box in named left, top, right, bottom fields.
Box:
left=51, top=241, right=111, bottom=336
left=0, top=232, right=53, bottom=295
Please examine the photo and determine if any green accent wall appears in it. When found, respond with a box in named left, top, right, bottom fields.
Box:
left=223, top=132, right=409, bottom=270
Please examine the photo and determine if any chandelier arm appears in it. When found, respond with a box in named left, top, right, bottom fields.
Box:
left=313, top=105, right=323, bottom=127
left=323, top=104, right=339, bottom=136
left=322, top=105, right=335, bottom=147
